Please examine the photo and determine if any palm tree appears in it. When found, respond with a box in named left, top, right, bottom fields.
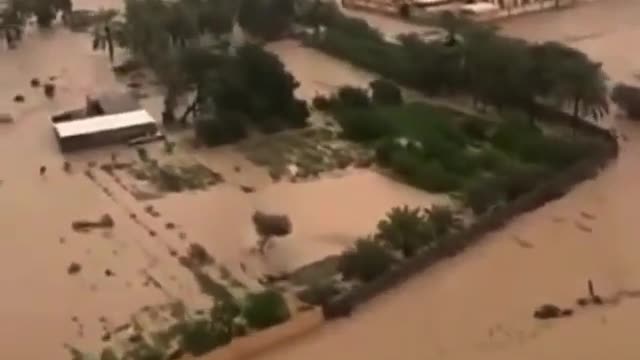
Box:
left=376, top=206, right=431, bottom=257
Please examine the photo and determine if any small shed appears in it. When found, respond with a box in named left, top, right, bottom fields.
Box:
left=54, top=109, right=158, bottom=152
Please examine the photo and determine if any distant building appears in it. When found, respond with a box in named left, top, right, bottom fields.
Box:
left=51, top=92, right=158, bottom=152
left=54, top=109, right=158, bottom=152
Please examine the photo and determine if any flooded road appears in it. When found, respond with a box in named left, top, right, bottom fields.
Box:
left=245, top=1, right=640, bottom=360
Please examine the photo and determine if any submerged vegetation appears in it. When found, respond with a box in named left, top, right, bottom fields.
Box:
left=318, top=83, right=604, bottom=215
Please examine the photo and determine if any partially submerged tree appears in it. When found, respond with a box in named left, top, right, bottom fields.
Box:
left=611, top=83, right=640, bottom=119
left=252, top=211, right=292, bottom=253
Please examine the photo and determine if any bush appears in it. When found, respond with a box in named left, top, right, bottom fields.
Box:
left=409, top=159, right=461, bottom=193
left=286, top=99, right=311, bottom=128
left=336, top=86, right=370, bottom=108
left=252, top=211, right=292, bottom=237
left=336, top=110, right=392, bottom=141
left=369, top=79, right=403, bottom=106
left=338, top=237, right=395, bottom=282
left=426, top=205, right=460, bottom=236
left=612, top=83, right=640, bottom=119
left=312, top=94, right=333, bottom=111
left=243, top=290, right=291, bottom=329
left=461, top=118, right=490, bottom=140
left=180, top=320, right=231, bottom=356
left=498, top=162, right=549, bottom=201
left=195, top=112, right=248, bottom=146
left=463, top=175, right=506, bottom=215
left=211, top=299, right=241, bottom=325
left=297, top=281, right=341, bottom=306
left=374, top=138, right=398, bottom=165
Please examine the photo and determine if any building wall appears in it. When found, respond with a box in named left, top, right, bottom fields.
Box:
left=58, top=123, right=157, bottom=152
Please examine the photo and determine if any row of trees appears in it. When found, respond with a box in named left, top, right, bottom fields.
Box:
left=91, top=0, right=309, bottom=143
left=302, top=3, right=609, bottom=122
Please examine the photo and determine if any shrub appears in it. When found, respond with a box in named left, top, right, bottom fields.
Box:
left=499, top=163, right=549, bottom=201
left=409, top=160, right=461, bottom=193
left=195, top=112, right=248, bottom=146
left=461, top=118, right=490, bottom=140
left=336, top=86, right=370, bottom=108
left=286, top=99, right=311, bottom=128
left=611, top=83, right=640, bottom=119
left=369, top=79, right=403, bottom=105
left=376, top=206, right=432, bottom=257
left=297, top=281, right=341, bottom=305
left=252, top=211, right=292, bottom=237
left=374, top=138, right=398, bottom=165
left=425, top=205, right=460, bottom=236
left=463, top=175, right=506, bottom=215
left=336, top=110, right=392, bottom=141
left=339, top=237, right=395, bottom=282
left=243, top=290, right=291, bottom=329
left=312, top=94, right=333, bottom=111
left=180, top=320, right=231, bottom=356
left=211, top=299, right=241, bottom=325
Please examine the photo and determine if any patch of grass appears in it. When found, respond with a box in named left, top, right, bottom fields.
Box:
left=239, top=128, right=368, bottom=181
left=128, top=162, right=224, bottom=193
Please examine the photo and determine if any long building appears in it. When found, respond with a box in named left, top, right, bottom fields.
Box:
left=54, top=109, right=158, bottom=152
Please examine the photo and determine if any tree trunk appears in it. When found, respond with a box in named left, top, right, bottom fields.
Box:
left=105, top=26, right=114, bottom=63
left=179, top=91, right=199, bottom=126
left=573, top=97, right=580, bottom=119
left=162, top=92, right=177, bottom=126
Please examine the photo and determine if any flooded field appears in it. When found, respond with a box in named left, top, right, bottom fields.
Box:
left=0, top=1, right=447, bottom=359
left=2, top=0, right=640, bottom=359
left=245, top=1, right=640, bottom=360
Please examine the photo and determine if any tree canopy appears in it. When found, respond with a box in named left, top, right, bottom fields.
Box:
left=303, top=4, right=609, bottom=122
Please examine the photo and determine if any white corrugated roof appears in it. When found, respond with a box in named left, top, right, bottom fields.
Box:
left=54, top=109, right=157, bottom=138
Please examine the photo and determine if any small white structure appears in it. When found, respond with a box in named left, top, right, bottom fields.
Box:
left=54, top=109, right=158, bottom=152
left=460, top=2, right=500, bottom=15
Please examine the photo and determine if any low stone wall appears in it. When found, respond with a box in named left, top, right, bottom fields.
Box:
left=323, top=119, right=618, bottom=318
left=196, top=309, right=324, bottom=360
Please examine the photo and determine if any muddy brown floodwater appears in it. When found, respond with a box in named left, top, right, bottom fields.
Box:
left=244, top=1, right=640, bottom=360
left=0, top=1, right=447, bottom=359
left=2, top=0, right=640, bottom=359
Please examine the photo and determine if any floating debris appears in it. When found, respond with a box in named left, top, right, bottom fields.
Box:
left=72, top=214, right=115, bottom=232
left=30, top=78, right=40, bottom=87
left=13, top=94, right=25, bottom=103
left=165, top=222, right=176, bottom=230
left=240, top=185, right=255, bottom=193
left=44, top=83, right=56, bottom=98
left=0, top=113, right=14, bottom=124
left=533, top=304, right=563, bottom=319
left=575, top=221, right=592, bottom=233
left=105, top=269, right=115, bottom=277
left=580, top=211, right=596, bottom=220
left=67, top=262, right=82, bottom=275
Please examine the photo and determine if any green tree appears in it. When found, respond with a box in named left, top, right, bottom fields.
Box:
left=369, top=79, right=403, bottom=106
left=238, top=0, right=295, bottom=40
left=529, top=41, right=608, bottom=120
left=376, top=206, right=431, bottom=257
left=425, top=205, right=462, bottom=236
left=338, top=237, right=395, bottom=282
left=243, top=290, right=291, bottom=329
